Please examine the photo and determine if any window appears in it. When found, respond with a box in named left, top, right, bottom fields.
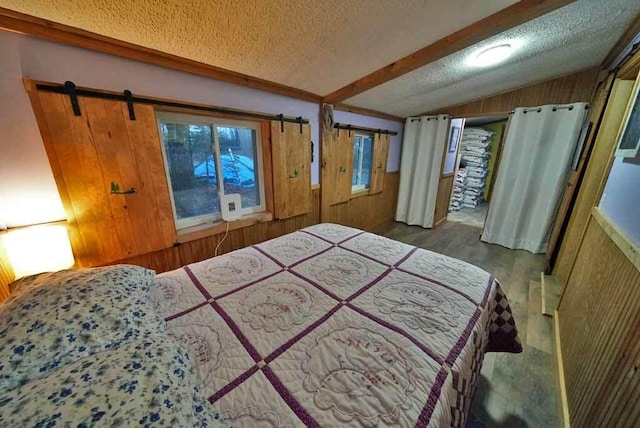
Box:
left=352, top=133, right=374, bottom=192
left=156, top=112, right=265, bottom=230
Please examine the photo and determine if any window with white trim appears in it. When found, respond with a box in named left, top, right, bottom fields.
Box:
left=156, top=111, right=265, bottom=230
left=352, top=133, right=374, bottom=192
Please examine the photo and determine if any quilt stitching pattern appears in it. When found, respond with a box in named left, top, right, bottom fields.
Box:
left=157, top=225, right=522, bottom=427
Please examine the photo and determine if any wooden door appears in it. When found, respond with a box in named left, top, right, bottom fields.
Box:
left=328, top=128, right=354, bottom=204
left=433, top=123, right=458, bottom=226
left=271, top=121, right=312, bottom=219
left=27, top=89, right=176, bottom=266
left=370, top=133, right=390, bottom=194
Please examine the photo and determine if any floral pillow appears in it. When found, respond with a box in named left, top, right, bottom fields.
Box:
left=0, top=265, right=164, bottom=391
left=0, top=336, right=222, bottom=427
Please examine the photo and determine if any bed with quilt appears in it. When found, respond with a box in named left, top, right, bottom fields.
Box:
left=152, top=223, right=522, bottom=427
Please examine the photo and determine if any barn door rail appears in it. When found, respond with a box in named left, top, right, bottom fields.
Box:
left=35, top=81, right=310, bottom=125
left=333, top=123, right=398, bottom=135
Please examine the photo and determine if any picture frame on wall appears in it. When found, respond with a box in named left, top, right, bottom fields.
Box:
left=448, top=125, right=461, bottom=153
left=615, top=71, right=640, bottom=158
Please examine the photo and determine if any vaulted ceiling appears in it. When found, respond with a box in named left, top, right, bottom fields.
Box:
left=0, top=0, right=638, bottom=116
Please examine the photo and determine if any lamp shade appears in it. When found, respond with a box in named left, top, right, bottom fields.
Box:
left=2, top=224, right=75, bottom=279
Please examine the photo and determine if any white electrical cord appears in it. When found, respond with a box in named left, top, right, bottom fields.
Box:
left=214, top=221, right=230, bottom=257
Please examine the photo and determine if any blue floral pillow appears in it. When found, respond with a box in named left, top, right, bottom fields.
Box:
left=0, top=265, right=165, bottom=391
left=0, top=336, right=220, bottom=427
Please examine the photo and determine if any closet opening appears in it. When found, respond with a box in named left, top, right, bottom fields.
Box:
left=445, top=114, right=508, bottom=229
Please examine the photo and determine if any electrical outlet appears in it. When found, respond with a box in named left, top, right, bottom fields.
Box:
left=221, top=194, right=242, bottom=221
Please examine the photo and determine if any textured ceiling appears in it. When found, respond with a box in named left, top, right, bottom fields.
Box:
left=344, top=0, right=640, bottom=116
left=0, top=0, right=517, bottom=95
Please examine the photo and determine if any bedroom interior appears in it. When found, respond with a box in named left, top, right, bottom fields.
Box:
left=0, top=0, right=639, bottom=427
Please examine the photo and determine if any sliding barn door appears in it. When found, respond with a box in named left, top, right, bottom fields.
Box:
left=370, top=133, right=390, bottom=194
left=326, top=128, right=354, bottom=204
left=270, top=121, right=312, bottom=219
left=27, top=88, right=176, bottom=267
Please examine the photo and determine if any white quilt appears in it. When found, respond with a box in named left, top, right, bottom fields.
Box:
left=152, top=223, right=522, bottom=427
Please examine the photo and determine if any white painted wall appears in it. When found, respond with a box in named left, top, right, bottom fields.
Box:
left=0, top=30, right=404, bottom=228
left=599, top=156, right=640, bottom=246
left=332, top=110, right=404, bottom=172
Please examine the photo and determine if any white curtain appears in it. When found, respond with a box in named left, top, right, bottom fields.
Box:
left=396, top=115, right=450, bottom=228
left=481, top=103, right=588, bottom=253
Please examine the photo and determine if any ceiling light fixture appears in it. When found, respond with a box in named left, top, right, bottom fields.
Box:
left=471, top=44, right=513, bottom=67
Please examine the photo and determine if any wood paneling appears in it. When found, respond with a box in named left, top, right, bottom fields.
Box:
left=557, top=212, right=640, bottom=427
left=28, top=89, right=176, bottom=267
left=0, top=235, right=14, bottom=302
left=370, top=133, right=390, bottom=194
left=434, top=175, right=454, bottom=226
left=329, top=172, right=399, bottom=231
left=553, top=78, right=634, bottom=282
left=324, top=0, right=575, bottom=103
left=113, top=189, right=320, bottom=273
left=271, top=121, right=312, bottom=219
left=435, top=68, right=600, bottom=117
left=0, top=7, right=321, bottom=103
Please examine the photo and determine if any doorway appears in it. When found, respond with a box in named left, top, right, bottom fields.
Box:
left=445, top=114, right=508, bottom=229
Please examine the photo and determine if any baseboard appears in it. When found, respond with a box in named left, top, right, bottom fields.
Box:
left=554, top=310, right=571, bottom=428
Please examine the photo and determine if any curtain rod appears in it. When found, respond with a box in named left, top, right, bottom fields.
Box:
left=35, top=82, right=310, bottom=126
left=333, top=123, right=398, bottom=136
left=509, top=105, right=590, bottom=114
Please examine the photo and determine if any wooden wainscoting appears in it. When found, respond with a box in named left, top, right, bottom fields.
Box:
left=556, top=209, right=640, bottom=426
left=329, top=172, right=399, bottom=231
left=112, top=189, right=320, bottom=274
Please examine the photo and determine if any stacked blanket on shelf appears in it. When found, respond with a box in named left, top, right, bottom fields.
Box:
left=449, top=168, right=467, bottom=211
left=458, top=127, right=493, bottom=209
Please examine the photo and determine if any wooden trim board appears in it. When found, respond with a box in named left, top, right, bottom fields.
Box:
left=591, top=207, right=640, bottom=271
left=554, top=309, right=571, bottom=428
left=324, top=0, right=575, bottom=103
left=0, top=7, right=321, bottom=103
left=601, top=12, right=640, bottom=70
left=333, top=103, right=405, bottom=123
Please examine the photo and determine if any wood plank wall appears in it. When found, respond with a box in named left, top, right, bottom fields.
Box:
left=436, top=67, right=600, bottom=117
left=557, top=211, right=640, bottom=427
left=329, top=172, right=400, bottom=231
left=553, top=78, right=634, bottom=282
left=113, top=172, right=399, bottom=275
left=112, top=189, right=320, bottom=274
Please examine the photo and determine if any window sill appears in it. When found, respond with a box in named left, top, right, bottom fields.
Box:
left=176, top=211, right=274, bottom=244
left=350, top=189, right=371, bottom=200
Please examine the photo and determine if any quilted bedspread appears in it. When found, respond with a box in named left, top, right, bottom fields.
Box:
left=152, top=223, right=522, bottom=427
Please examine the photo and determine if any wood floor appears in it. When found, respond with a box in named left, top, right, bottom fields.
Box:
left=376, top=220, right=558, bottom=428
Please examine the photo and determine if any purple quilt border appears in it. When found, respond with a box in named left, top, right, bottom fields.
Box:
left=346, top=303, right=444, bottom=365
left=208, top=365, right=259, bottom=404
left=262, top=366, right=321, bottom=428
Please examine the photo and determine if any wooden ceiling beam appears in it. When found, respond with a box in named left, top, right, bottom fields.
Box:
left=323, top=0, right=575, bottom=104
left=333, top=103, right=405, bottom=123
left=0, top=7, right=323, bottom=103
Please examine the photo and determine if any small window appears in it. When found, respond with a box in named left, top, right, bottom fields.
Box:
left=352, top=133, right=374, bottom=192
left=156, top=112, right=265, bottom=231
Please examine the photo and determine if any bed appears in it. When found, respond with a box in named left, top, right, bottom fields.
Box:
left=152, top=223, right=522, bottom=427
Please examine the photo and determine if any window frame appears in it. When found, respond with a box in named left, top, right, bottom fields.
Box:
left=351, top=132, right=374, bottom=193
left=156, top=110, right=266, bottom=232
